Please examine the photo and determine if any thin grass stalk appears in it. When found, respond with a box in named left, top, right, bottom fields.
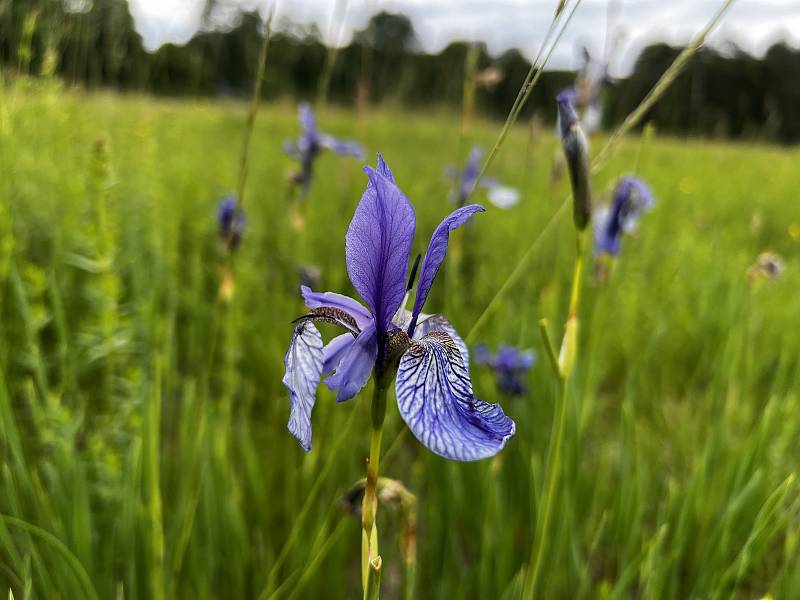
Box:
left=146, top=357, right=165, bottom=600
left=259, top=407, right=359, bottom=599
left=465, top=0, right=737, bottom=344
left=523, top=232, right=584, bottom=599
left=0, top=515, right=100, bottom=600
left=590, top=0, right=737, bottom=175
left=470, top=0, right=583, bottom=194
left=226, top=8, right=273, bottom=252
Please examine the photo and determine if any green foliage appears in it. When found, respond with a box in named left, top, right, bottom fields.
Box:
left=0, top=83, right=799, bottom=598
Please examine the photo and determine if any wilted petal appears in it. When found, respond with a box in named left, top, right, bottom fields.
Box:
left=408, top=204, right=484, bottom=335
left=301, top=286, right=373, bottom=330
left=396, top=331, right=515, bottom=461
left=283, top=323, right=324, bottom=452
left=325, top=321, right=378, bottom=402
left=323, top=333, right=355, bottom=374
left=487, top=185, right=520, bottom=209
left=346, top=157, right=416, bottom=333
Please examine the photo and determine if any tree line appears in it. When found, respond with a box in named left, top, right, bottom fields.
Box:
left=2, top=0, right=799, bottom=143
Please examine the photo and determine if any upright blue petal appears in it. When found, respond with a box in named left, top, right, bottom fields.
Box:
left=325, top=321, right=378, bottom=402
left=283, top=323, right=324, bottom=452
left=345, top=156, right=416, bottom=334
left=299, top=102, right=317, bottom=137
left=376, top=153, right=395, bottom=182
left=408, top=204, right=484, bottom=335
left=396, top=330, right=515, bottom=461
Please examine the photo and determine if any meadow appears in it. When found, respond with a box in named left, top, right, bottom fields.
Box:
left=1, top=77, right=799, bottom=599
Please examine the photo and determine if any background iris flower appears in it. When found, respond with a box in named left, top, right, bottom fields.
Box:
left=594, top=176, right=655, bottom=256
left=474, top=344, right=536, bottom=396
left=446, top=146, right=520, bottom=209
left=283, top=154, right=515, bottom=461
left=282, top=103, right=366, bottom=196
left=217, top=195, right=245, bottom=251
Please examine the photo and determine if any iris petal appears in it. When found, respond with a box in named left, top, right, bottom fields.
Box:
left=300, top=285, right=373, bottom=330
left=346, top=156, right=416, bottom=334
left=408, top=204, right=484, bottom=335
left=324, top=321, right=378, bottom=402
left=396, top=330, right=515, bottom=461
left=319, top=134, right=365, bottom=159
left=283, top=322, right=324, bottom=452
left=323, top=333, right=355, bottom=374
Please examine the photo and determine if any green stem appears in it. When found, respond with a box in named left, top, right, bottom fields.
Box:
left=525, top=373, right=568, bottom=599
left=538, top=319, right=560, bottom=380
left=525, top=233, right=584, bottom=599
left=362, top=383, right=388, bottom=597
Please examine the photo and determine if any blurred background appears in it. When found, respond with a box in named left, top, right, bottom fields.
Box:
left=1, top=1, right=800, bottom=599
left=2, top=0, right=800, bottom=140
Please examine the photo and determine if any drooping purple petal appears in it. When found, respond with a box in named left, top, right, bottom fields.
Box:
left=319, top=134, right=365, bottom=159
left=395, top=331, right=515, bottom=461
left=324, top=320, right=378, bottom=402
left=283, top=323, right=324, bottom=452
left=345, top=157, right=416, bottom=333
left=323, top=333, right=355, bottom=374
left=408, top=204, right=484, bottom=335
left=300, top=286, right=373, bottom=330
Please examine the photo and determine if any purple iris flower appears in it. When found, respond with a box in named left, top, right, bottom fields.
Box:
left=594, top=176, right=655, bottom=256
left=475, top=344, right=536, bottom=397
left=283, top=103, right=366, bottom=196
left=446, top=146, right=520, bottom=209
left=217, top=196, right=245, bottom=251
left=283, top=155, right=515, bottom=461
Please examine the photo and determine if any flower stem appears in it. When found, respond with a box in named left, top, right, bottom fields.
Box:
left=362, top=382, right=388, bottom=597
left=525, top=232, right=584, bottom=599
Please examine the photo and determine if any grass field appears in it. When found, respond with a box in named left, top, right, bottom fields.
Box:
left=1, top=77, right=799, bottom=599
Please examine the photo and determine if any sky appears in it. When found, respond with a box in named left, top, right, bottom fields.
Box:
left=127, top=0, right=800, bottom=76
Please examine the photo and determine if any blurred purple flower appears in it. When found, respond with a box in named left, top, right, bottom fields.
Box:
left=217, top=196, right=245, bottom=251
left=283, top=154, right=515, bottom=460
left=446, top=146, right=520, bottom=209
left=557, top=89, right=592, bottom=231
left=475, top=343, right=536, bottom=397
left=283, top=103, right=365, bottom=196
left=594, top=176, right=655, bottom=256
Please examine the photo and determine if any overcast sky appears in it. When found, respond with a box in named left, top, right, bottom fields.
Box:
left=127, top=0, right=800, bottom=76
